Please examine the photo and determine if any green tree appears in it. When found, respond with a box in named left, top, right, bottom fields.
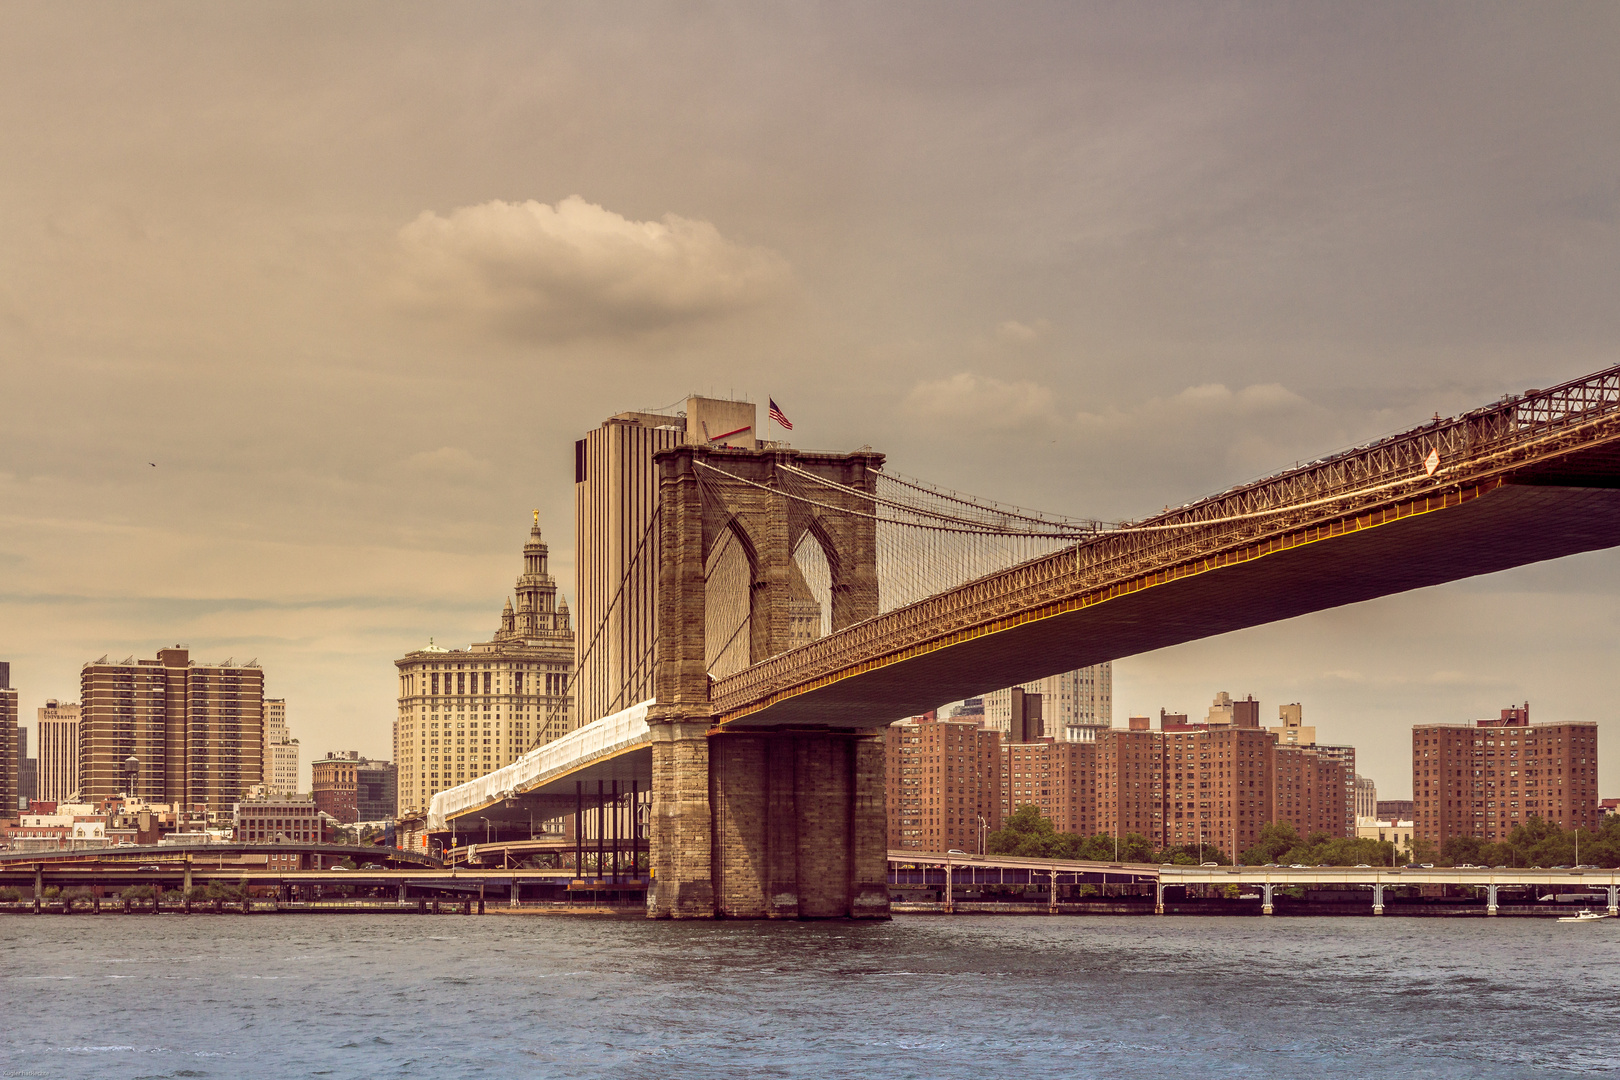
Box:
left=986, top=805, right=1070, bottom=857
left=1241, top=821, right=1302, bottom=865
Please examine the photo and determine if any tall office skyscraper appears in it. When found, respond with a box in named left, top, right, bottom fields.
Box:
left=0, top=662, right=17, bottom=819
left=394, top=518, right=576, bottom=816
left=983, top=662, right=1112, bottom=741
left=37, top=699, right=80, bottom=803
left=572, top=396, right=758, bottom=726
left=262, top=698, right=300, bottom=795
left=79, top=648, right=265, bottom=812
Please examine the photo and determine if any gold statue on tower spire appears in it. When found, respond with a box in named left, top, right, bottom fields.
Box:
left=533, top=508, right=539, bottom=527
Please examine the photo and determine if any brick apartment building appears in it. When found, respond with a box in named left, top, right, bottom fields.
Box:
left=1413, top=704, right=1600, bottom=847
left=892, top=696, right=1354, bottom=860
left=79, top=647, right=265, bottom=813
left=886, top=712, right=1002, bottom=852
left=1001, top=736, right=1100, bottom=837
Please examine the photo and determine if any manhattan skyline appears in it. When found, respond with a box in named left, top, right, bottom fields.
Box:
left=3, top=5, right=1619, bottom=799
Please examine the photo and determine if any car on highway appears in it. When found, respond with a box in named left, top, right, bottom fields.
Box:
left=1353, top=863, right=1371, bottom=868
left=946, top=849, right=968, bottom=857
left=1199, top=862, right=1219, bottom=867
left=136, top=864, right=161, bottom=871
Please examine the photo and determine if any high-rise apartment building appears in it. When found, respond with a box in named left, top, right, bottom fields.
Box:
left=1000, top=736, right=1100, bottom=837
left=394, top=518, right=576, bottom=816
left=573, top=396, right=759, bottom=726
left=983, top=663, right=1112, bottom=740
left=261, top=698, right=300, bottom=795
left=1098, top=724, right=1165, bottom=845
left=79, top=648, right=265, bottom=812
left=1309, top=743, right=1358, bottom=837
left=1160, top=725, right=1276, bottom=855
left=0, top=662, right=16, bottom=820
left=886, top=712, right=1003, bottom=851
left=1274, top=745, right=1349, bottom=840
left=37, top=700, right=79, bottom=803
left=1412, top=704, right=1599, bottom=847
left=1095, top=709, right=1349, bottom=859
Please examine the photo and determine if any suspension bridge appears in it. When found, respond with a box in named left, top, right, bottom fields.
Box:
left=434, top=362, right=1620, bottom=919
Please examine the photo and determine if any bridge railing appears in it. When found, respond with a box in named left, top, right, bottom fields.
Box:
left=712, top=362, right=1620, bottom=718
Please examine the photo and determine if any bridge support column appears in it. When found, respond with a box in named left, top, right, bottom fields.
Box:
left=649, top=720, right=715, bottom=919
left=1486, top=883, right=1498, bottom=916
left=1372, top=883, right=1384, bottom=916
left=1155, top=880, right=1164, bottom=915
left=708, top=730, right=889, bottom=920
left=1608, top=885, right=1618, bottom=918
left=1261, top=882, right=1274, bottom=916
left=33, top=864, right=42, bottom=914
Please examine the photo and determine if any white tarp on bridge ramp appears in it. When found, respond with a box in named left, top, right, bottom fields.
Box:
left=427, top=700, right=652, bottom=830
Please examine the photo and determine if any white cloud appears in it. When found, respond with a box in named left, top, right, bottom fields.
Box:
left=395, top=195, right=791, bottom=340
left=902, top=371, right=1056, bottom=428
left=996, top=318, right=1049, bottom=343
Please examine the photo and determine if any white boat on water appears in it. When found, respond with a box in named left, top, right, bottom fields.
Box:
left=1557, top=908, right=1610, bottom=923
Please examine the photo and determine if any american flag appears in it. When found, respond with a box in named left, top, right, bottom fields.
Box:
left=768, top=398, right=793, bottom=430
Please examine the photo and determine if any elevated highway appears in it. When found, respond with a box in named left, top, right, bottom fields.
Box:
left=0, top=841, right=438, bottom=869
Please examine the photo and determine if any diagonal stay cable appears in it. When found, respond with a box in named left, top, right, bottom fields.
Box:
left=558, top=504, right=662, bottom=712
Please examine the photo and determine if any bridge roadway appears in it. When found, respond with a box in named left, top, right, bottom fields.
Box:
left=439, top=364, right=1620, bottom=843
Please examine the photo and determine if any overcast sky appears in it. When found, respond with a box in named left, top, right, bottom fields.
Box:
left=4, top=3, right=1619, bottom=798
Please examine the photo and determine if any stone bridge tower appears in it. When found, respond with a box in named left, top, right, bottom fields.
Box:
left=648, top=444, right=891, bottom=919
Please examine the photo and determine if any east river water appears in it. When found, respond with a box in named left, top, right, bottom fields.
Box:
left=2, top=914, right=1617, bottom=1079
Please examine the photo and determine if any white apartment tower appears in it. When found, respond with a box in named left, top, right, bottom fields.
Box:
left=262, top=698, right=300, bottom=795
left=982, top=662, right=1112, bottom=741
left=36, top=699, right=80, bottom=802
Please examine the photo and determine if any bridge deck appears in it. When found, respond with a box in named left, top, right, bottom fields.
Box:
left=715, top=459, right=1620, bottom=729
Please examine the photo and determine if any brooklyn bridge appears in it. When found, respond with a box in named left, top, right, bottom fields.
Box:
left=430, top=362, right=1620, bottom=919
